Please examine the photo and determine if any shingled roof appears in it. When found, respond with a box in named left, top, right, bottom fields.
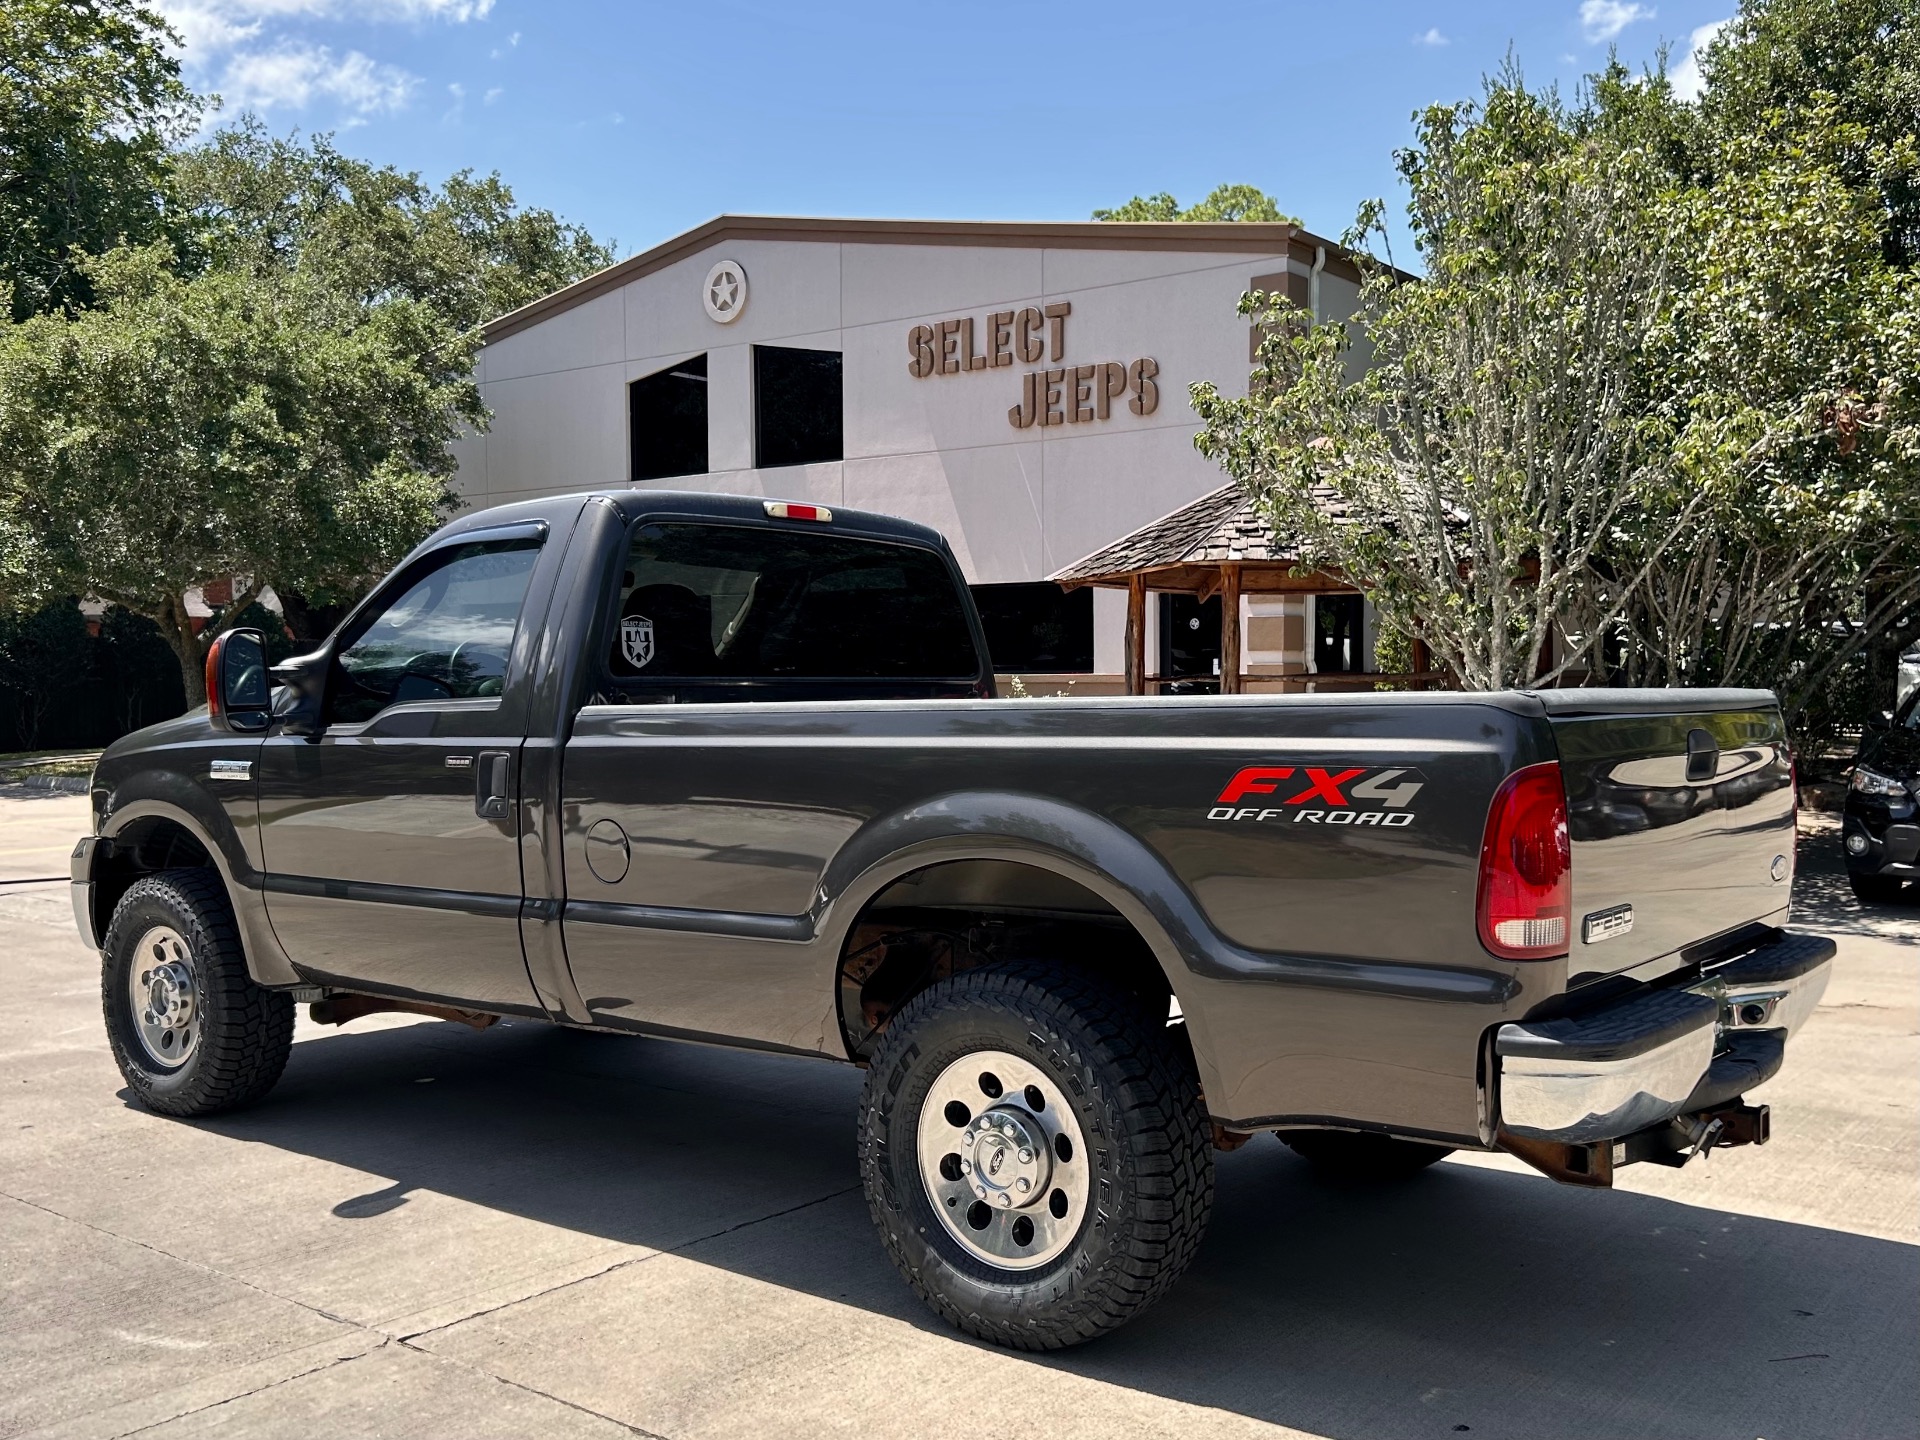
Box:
left=1050, top=483, right=1353, bottom=593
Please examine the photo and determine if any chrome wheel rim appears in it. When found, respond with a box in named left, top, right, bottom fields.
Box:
left=915, top=1048, right=1089, bottom=1271
left=127, top=925, right=198, bottom=1069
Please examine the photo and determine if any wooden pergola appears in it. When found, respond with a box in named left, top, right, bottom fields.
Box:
left=1050, top=483, right=1422, bottom=695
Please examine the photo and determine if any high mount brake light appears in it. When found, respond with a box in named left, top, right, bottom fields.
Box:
left=763, top=501, right=832, bottom=522
left=1477, top=761, right=1571, bottom=960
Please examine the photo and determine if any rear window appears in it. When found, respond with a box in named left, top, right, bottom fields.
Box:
left=607, top=522, right=981, bottom=683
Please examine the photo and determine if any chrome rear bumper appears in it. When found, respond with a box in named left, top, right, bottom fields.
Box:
left=1496, top=931, right=1834, bottom=1144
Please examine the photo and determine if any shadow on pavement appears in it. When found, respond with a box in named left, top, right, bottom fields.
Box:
left=1790, top=812, right=1919, bottom=944
left=177, top=1004, right=1919, bottom=1440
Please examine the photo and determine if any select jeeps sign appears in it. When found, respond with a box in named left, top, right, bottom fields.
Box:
left=1208, top=765, right=1425, bottom=827
left=904, top=301, right=1158, bottom=429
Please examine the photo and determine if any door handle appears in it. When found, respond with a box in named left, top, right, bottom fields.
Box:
left=475, top=750, right=512, bottom=819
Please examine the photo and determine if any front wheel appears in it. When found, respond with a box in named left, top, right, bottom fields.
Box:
left=858, top=964, right=1214, bottom=1350
left=101, top=869, right=294, bottom=1117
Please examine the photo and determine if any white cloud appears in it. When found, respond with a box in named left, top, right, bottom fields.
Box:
left=153, top=0, right=493, bottom=120
left=1670, top=17, right=1728, bottom=101
left=219, top=41, right=415, bottom=114
left=1414, top=27, right=1449, bottom=46
left=1579, top=0, right=1653, bottom=43
left=483, top=86, right=502, bottom=104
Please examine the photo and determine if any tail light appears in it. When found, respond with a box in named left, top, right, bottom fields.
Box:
left=1477, top=762, right=1571, bottom=960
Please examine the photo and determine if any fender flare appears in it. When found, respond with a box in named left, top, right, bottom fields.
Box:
left=96, top=789, right=299, bottom=987
left=810, top=791, right=1519, bottom=1091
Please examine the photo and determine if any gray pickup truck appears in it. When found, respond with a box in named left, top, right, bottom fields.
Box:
left=73, top=490, right=1835, bottom=1349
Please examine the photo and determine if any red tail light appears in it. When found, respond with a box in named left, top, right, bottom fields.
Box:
left=1477, top=762, right=1571, bottom=960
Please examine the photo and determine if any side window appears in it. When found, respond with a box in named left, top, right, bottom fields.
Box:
left=329, top=537, right=543, bottom=725
left=606, top=522, right=979, bottom=688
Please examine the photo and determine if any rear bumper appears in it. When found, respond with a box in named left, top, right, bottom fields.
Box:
left=1496, top=930, right=1834, bottom=1143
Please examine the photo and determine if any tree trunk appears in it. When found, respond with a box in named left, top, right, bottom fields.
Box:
left=158, top=593, right=207, bottom=709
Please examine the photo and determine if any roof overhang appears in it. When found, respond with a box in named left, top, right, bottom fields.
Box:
left=480, top=214, right=1387, bottom=345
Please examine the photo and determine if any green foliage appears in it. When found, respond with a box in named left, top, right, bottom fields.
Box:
left=0, top=597, right=90, bottom=748
left=1094, top=184, right=1297, bottom=223
left=0, top=241, right=471, bottom=703
left=1690, top=0, right=1920, bottom=268
left=0, top=98, right=614, bottom=706
left=1194, top=75, right=1684, bottom=689
left=174, top=122, right=615, bottom=333
left=0, top=0, right=201, bottom=320
left=1194, top=4, right=1920, bottom=736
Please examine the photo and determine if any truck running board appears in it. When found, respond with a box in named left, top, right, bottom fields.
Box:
left=1498, top=1101, right=1770, bottom=1188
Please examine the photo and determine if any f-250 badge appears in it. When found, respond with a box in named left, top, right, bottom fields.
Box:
left=1207, top=765, right=1425, bottom=827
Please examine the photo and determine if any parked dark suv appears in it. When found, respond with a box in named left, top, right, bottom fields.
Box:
left=1844, top=688, right=1920, bottom=903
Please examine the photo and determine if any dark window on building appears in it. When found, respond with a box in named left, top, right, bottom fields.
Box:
left=605, top=522, right=979, bottom=685
left=970, top=583, right=1093, bottom=673
left=630, top=354, right=708, bottom=482
left=1314, top=593, right=1366, bottom=673
left=1160, top=593, right=1221, bottom=690
left=754, top=346, right=842, bottom=468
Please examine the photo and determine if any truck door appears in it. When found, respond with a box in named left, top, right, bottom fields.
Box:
left=256, top=520, right=559, bottom=1013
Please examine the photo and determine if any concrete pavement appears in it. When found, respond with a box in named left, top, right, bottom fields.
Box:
left=2, top=787, right=1915, bottom=1439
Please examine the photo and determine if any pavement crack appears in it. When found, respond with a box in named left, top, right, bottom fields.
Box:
left=112, top=1338, right=393, bottom=1438
left=396, top=1337, right=670, bottom=1437
left=0, top=1188, right=374, bottom=1335
left=399, top=1182, right=862, bottom=1344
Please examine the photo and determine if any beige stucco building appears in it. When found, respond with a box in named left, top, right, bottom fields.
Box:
left=459, top=215, right=1378, bottom=688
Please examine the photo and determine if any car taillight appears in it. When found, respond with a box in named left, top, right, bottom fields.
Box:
left=1477, top=761, right=1571, bottom=960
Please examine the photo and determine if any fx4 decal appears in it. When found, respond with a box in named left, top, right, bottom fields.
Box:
left=1207, top=765, right=1426, bottom=827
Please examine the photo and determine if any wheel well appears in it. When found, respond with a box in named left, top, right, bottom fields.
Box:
left=94, top=819, right=217, bottom=938
left=835, top=858, right=1173, bottom=1061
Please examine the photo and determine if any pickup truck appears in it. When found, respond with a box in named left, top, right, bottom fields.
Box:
left=73, top=489, right=1835, bottom=1350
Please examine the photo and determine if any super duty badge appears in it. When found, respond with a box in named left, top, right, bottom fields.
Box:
left=1208, top=765, right=1425, bottom=827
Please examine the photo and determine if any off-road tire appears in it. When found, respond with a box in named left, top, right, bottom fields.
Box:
left=102, top=869, right=294, bottom=1117
left=858, top=963, right=1213, bottom=1350
left=1848, top=872, right=1906, bottom=905
left=1279, top=1129, right=1453, bottom=1181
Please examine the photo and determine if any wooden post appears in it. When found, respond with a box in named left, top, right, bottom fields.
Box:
left=1125, top=575, right=1146, bottom=696
left=1220, top=564, right=1242, bottom=695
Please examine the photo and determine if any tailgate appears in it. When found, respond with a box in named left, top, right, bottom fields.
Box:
left=1539, top=690, right=1797, bottom=982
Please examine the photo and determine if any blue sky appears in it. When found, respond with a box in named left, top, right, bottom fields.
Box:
left=156, top=1, right=1737, bottom=263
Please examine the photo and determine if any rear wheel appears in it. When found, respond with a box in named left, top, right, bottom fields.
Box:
left=1279, top=1129, right=1453, bottom=1181
left=1848, top=872, right=1906, bottom=905
left=102, top=870, right=294, bottom=1117
left=858, top=964, right=1213, bottom=1350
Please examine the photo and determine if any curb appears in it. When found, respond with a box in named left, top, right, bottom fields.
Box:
left=1, top=774, right=90, bottom=794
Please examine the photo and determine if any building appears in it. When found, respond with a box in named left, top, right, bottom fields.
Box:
left=460, top=215, right=1384, bottom=691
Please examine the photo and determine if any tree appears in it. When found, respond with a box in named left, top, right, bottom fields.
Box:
left=0, top=0, right=200, bottom=319
left=0, top=597, right=89, bottom=749
left=0, top=243, right=471, bottom=705
left=0, top=121, right=616, bottom=692
left=1094, top=184, right=1297, bottom=223
left=174, top=122, right=614, bottom=335
left=1689, top=0, right=1920, bottom=269
left=1192, top=78, right=1695, bottom=688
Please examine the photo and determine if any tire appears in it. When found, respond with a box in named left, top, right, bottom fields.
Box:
left=858, top=963, right=1213, bottom=1350
left=101, top=869, right=294, bottom=1117
left=1279, top=1129, right=1454, bottom=1181
left=1848, top=872, right=1906, bottom=905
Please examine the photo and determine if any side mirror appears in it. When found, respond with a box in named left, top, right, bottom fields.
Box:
left=270, top=647, right=331, bottom=737
left=206, top=629, right=271, bottom=733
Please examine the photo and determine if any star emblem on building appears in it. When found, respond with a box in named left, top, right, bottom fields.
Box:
left=709, top=270, right=739, bottom=312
